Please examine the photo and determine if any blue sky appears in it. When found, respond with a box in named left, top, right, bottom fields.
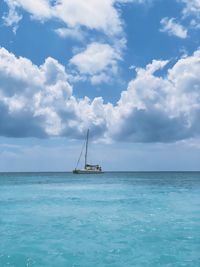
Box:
left=0, top=0, right=200, bottom=171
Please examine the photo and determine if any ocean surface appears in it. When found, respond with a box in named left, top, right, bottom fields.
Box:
left=0, top=172, right=200, bottom=267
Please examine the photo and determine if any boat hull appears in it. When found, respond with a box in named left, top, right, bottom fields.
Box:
left=73, top=169, right=104, bottom=174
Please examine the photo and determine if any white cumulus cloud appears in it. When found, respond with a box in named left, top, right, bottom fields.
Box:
left=2, top=0, right=23, bottom=33
left=109, top=51, right=200, bottom=142
left=160, top=17, right=188, bottom=39
left=2, top=0, right=151, bottom=86
left=1, top=47, right=200, bottom=143
left=0, top=47, right=114, bottom=139
left=54, top=27, right=85, bottom=41
left=2, top=0, right=127, bottom=36
left=178, top=0, right=200, bottom=29
left=2, top=0, right=152, bottom=36
left=69, top=42, right=122, bottom=84
left=181, top=0, right=200, bottom=17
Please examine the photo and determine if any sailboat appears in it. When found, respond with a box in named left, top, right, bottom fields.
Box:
left=73, top=129, right=103, bottom=174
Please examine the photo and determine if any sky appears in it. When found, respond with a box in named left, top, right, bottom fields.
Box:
left=0, top=0, right=200, bottom=171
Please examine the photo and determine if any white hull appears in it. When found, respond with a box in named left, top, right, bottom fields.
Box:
left=73, top=169, right=103, bottom=174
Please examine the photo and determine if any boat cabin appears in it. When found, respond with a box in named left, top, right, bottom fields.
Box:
left=85, top=164, right=102, bottom=171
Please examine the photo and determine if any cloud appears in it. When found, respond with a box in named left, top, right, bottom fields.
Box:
left=3, top=0, right=52, bottom=21
left=69, top=42, right=122, bottom=84
left=2, top=0, right=151, bottom=35
left=109, top=53, right=200, bottom=142
left=178, top=0, right=200, bottom=29
left=90, top=73, right=111, bottom=85
left=53, top=0, right=123, bottom=36
left=181, top=0, right=200, bottom=18
left=2, top=0, right=148, bottom=87
left=0, top=47, right=113, bottom=139
left=0, top=47, right=72, bottom=137
left=1, top=47, right=200, bottom=143
left=160, top=17, right=188, bottom=39
left=3, top=0, right=127, bottom=37
left=2, top=0, right=23, bottom=33
left=2, top=0, right=130, bottom=86
left=54, top=27, right=85, bottom=41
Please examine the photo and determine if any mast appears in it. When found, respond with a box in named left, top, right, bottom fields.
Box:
left=84, top=129, right=89, bottom=168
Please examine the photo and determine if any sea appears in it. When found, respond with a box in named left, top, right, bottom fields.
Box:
left=0, top=172, right=200, bottom=267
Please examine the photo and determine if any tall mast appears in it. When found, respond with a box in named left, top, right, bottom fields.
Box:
left=85, top=129, right=89, bottom=168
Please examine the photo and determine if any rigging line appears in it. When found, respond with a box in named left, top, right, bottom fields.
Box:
left=75, top=138, right=86, bottom=169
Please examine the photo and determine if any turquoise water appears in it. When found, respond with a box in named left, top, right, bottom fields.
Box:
left=0, top=172, right=200, bottom=267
